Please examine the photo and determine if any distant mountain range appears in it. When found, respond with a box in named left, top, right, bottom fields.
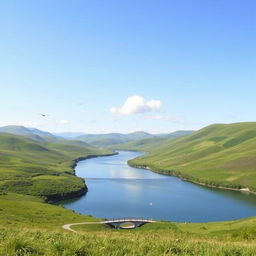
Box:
left=75, top=131, right=153, bottom=147
left=53, top=132, right=86, bottom=138
left=61, top=130, right=194, bottom=147
left=0, top=125, right=57, bottom=142
left=0, top=125, right=194, bottom=148
left=113, top=130, right=194, bottom=151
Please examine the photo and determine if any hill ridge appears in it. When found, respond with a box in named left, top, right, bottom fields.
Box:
left=129, top=122, right=256, bottom=192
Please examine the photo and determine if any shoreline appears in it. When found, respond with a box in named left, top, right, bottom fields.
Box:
left=128, top=163, right=256, bottom=195
left=48, top=151, right=118, bottom=203
left=54, top=151, right=256, bottom=224
left=71, top=152, right=119, bottom=170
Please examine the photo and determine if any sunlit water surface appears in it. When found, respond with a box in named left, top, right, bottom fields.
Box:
left=59, top=151, right=256, bottom=222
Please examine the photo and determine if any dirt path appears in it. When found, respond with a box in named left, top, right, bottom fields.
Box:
left=62, top=221, right=104, bottom=233
left=63, top=219, right=155, bottom=232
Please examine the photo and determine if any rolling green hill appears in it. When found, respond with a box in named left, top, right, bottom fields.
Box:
left=76, top=130, right=194, bottom=148
left=0, top=132, right=113, bottom=200
left=76, top=131, right=154, bottom=147
left=0, top=125, right=59, bottom=142
left=113, top=130, right=194, bottom=151
left=129, top=122, right=256, bottom=192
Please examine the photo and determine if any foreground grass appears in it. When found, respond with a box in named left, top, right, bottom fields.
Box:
left=1, top=224, right=256, bottom=255
left=129, top=122, right=256, bottom=192
left=1, top=193, right=256, bottom=255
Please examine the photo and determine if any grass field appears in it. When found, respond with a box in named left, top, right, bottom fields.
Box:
left=129, top=122, right=256, bottom=192
left=0, top=133, right=113, bottom=200
left=1, top=226, right=256, bottom=256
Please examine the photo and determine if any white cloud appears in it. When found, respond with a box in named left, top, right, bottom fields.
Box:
left=59, top=120, right=69, bottom=125
left=110, top=95, right=162, bottom=115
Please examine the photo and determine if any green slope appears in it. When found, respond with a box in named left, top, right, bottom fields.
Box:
left=129, top=122, right=256, bottom=192
left=0, top=133, right=113, bottom=200
left=113, top=136, right=167, bottom=151
left=113, top=130, right=194, bottom=151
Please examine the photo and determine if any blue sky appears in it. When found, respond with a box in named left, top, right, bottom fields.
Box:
left=0, top=0, right=255, bottom=133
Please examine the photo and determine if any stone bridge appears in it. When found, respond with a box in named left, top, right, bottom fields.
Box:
left=102, top=218, right=155, bottom=229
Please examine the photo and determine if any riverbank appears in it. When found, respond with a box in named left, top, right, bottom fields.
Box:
left=128, top=162, right=256, bottom=195
left=2, top=151, right=256, bottom=256
left=126, top=123, right=256, bottom=196
left=61, top=150, right=256, bottom=222
left=71, top=152, right=118, bottom=170
left=48, top=151, right=119, bottom=203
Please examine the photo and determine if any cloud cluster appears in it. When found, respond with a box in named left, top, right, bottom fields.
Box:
left=110, top=96, right=162, bottom=115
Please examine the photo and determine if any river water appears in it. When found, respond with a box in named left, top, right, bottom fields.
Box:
left=59, top=151, right=256, bottom=222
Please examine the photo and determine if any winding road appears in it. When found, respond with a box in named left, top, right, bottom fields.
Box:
left=62, top=221, right=104, bottom=233
left=62, top=218, right=155, bottom=232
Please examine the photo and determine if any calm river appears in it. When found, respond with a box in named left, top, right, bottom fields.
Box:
left=60, top=151, right=256, bottom=222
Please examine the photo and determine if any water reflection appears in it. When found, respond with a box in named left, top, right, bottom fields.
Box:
left=58, top=151, right=256, bottom=222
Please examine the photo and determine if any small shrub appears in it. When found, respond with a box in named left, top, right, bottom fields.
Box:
left=12, top=239, right=38, bottom=256
left=75, top=246, right=89, bottom=256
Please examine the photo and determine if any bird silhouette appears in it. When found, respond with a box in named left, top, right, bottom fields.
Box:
left=39, top=113, right=49, bottom=117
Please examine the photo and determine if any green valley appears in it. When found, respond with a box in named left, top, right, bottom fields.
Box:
left=1, top=124, right=256, bottom=255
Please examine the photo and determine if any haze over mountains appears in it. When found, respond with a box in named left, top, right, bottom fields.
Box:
left=56, top=130, right=194, bottom=147
left=0, top=125, right=194, bottom=147
left=75, top=132, right=152, bottom=147
left=0, top=125, right=56, bottom=142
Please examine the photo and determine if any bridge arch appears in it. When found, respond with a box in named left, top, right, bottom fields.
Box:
left=103, top=218, right=154, bottom=229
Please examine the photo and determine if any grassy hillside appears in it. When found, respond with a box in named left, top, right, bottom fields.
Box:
left=129, top=122, right=256, bottom=192
left=113, top=130, right=194, bottom=151
left=1, top=193, right=256, bottom=255
left=0, top=133, right=113, bottom=200
left=113, top=136, right=167, bottom=151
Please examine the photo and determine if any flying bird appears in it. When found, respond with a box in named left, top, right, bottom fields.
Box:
left=39, top=113, right=50, bottom=117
